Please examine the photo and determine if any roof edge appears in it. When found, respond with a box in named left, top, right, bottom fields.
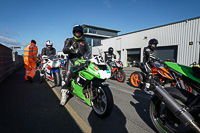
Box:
left=116, top=16, right=200, bottom=37
left=82, top=24, right=121, bottom=32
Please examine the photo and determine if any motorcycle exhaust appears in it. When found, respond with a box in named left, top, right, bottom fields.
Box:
left=153, top=82, right=200, bottom=133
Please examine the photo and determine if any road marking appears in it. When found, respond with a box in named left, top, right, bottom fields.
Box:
left=46, top=81, right=92, bottom=133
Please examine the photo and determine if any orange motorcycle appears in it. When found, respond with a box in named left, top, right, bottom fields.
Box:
left=130, top=61, right=173, bottom=88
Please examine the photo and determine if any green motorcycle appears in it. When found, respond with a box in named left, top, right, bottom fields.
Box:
left=149, top=62, right=200, bottom=133
left=66, top=50, right=114, bottom=118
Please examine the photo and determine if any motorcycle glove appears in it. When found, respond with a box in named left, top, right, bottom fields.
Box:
left=69, top=42, right=78, bottom=50
left=72, top=42, right=78, bottom=49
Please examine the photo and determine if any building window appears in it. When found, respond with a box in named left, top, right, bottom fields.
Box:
left=89, top=28, right=97, bottom=34
left=86, top=38, right=92, bottom=46
left=83, top=28, right=87, bottom=33
left=93, top=38, right=101, bottom=46
left=84, top=27, right=97, bottom=34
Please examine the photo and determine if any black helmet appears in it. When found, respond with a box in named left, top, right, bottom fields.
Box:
left=148, top=38, right=158, bottom=50
left=73, top=25, right=83, bottom=40
left=31, top=40, right=36, bottom=44
left=108, top=47, right=114, bottom=55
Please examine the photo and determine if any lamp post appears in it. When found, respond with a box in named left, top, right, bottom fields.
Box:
left=9, top=46, right=21, bottom=52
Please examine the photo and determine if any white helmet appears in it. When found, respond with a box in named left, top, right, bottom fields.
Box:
left=45, top=40, right=53, bottom=47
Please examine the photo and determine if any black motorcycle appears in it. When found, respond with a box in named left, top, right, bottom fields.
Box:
left=149, top=62, right=200, bottom=133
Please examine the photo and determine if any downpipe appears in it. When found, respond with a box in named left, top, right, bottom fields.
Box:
left=153, top=82, right=200, bottom=133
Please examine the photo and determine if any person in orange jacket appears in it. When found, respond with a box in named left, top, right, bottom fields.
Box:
left=23, top=40, right=38, bottom=82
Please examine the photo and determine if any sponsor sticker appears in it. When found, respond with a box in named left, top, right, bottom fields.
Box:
left=106, top=70, right=110, bottom=73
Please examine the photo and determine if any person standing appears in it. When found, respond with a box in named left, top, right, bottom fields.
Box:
left=23, top=40, right=38, bottom=82
left=191, top=62, right=200, bottom=67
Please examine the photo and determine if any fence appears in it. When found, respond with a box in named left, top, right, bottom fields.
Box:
left=0, top=43, right=24, bottom=83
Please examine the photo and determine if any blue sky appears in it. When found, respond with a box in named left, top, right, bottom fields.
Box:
left=0, top=0, right=200, bottom=55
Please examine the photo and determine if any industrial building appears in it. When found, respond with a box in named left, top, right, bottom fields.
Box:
left=58, top=24, right=120, bottom=58
left=82, top=24, right=120, bottom=47
left=92, top=16, right=200, bottom=67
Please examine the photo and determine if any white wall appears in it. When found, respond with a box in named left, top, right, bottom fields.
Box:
left=99, top=17, right=200, bottom=66
left=92, top=46, right=102, bottom=56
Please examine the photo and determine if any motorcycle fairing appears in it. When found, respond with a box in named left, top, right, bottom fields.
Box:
left=51, top=69, right=59, bottom=74
left=165, top=62, right=200, bottom=84
left=72, top=80, right=92, bottom=106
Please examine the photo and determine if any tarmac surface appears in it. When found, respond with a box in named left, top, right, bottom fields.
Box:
left=0, top=66, right=157, bottom=133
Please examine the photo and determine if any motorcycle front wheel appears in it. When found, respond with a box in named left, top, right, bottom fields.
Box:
left=116, top=70, right=126, bottom=82
left=53, top=72, right=61, bottom=86
left=149, top=87, right=197, bottom=133
left=130, top=71, right=143, bottom=88
left=92, top=86, right=114, bottom=118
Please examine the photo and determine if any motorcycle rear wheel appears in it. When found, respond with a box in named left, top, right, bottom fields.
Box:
left=149, top=87, right=198, bottom=133
left=92, top=86, right=114, bottom=118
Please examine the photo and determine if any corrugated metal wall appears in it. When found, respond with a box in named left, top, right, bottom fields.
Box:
left=100, top=17, right=200, bottom=66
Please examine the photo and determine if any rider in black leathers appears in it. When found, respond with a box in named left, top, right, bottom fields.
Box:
left=143, top=38, right=163, bottom=95
left=41, top=40, right=56, bottom=56
left=105, top=47, right=116, bottom=69
left=60, top=25, right=90, bottom=106
left=40, top=40, right=56, bottom=71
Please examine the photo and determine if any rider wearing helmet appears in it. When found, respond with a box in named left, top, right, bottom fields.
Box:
left=105, top=47, right=116, bottom=68
left=40, top=40, right=56, bottom=73
left=143, top=38, right=163, bottom=95
left=60, top=25, right=89, bottom=106
left=41, top=40, right=56, bottom=56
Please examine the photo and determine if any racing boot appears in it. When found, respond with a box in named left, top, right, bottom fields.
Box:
left=60, top=89, right=69, bottom=106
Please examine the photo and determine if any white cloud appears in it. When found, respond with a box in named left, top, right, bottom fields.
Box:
left=0, top=36, right=24, bottom=46
left=103, top=0, right=111, bottom=8
left=0, top=25, right=19, bottom=37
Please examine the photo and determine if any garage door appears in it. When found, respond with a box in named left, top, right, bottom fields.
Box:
left=155, top=46, right=178, bottom=61
left=127, top=48, right=141, bottom=62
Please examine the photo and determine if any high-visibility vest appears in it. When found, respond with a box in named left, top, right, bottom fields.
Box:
left=23, top=43, right=38, bottom=61
left=191, top=64, right=200, bottom=68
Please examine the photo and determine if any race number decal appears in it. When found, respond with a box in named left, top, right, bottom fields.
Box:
left=94, top=56, right=104, bottom=64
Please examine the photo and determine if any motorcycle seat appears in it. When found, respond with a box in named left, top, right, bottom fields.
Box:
left=192, top=67, right=200, bottom=79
